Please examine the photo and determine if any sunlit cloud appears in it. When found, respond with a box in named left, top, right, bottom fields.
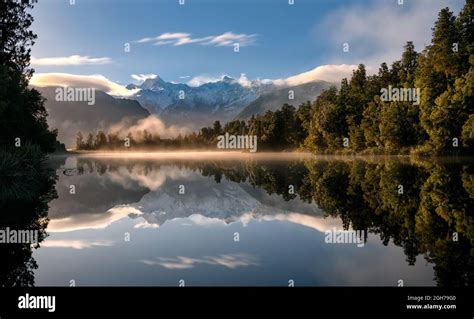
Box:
left=187, top=64, right=357, bottom=88
left=108, top=115, right=190, bottom=143
left=136, top=31, right=257, bottom=47
left=31, top=55, right=112, bottom=66
left=273, top=64, right=358, bottom=86
left=140, top=253, right=259, bottom=270
left=30, top=73, right=139, bottom=97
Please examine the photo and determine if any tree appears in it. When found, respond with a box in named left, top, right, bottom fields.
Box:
left=212, top=120, right=222, bottom=136
left=399, top=41, right=418, bottom=86
left=85, top=133, right=94, bottom=150
left=76, top=132, right=84, bottom=150
left=0, top=0, right=57, bottom=153
left=95, top=131, right=107, bottom=149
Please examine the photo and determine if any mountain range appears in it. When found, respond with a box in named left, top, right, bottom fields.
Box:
left=37, top=74, right=334, bottom=147
left=126, top=75, right=333, bottom=128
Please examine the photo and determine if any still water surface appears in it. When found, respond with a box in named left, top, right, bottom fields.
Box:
left=3, top=153, right=472, bottom=286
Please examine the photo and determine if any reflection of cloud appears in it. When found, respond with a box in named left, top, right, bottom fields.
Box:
left=260, top=213, right=342, bottom=233
left=134, top=221, right=160, bottom=229
left=42, top=239, right=114, bottom=249
left=31, top=55, right=112, bottom=66
left=186, top=213, right=341, bottom=233
left=137, top=32, right=257, bottom=47
left=107, top=165, right=193, bottom=191
left=30, top=73, right=139, bottom=97
left=140, top=253, right=259, bottom=270
left=48, top=206, right=142, bottom=233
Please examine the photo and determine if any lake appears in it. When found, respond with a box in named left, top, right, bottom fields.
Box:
left=1, top=153, right=472, bottom=287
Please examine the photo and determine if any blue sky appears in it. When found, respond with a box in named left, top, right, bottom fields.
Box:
left=30, top=0, right=464, bottom=91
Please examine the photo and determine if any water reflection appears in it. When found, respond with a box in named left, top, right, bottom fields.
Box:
left=0, top=156, right=61, bottom=287
left=2, top=154, right=473, bottom=286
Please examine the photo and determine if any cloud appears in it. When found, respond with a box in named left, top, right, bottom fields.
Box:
left=107, top=164, right=192, bottom=192
left=274, top=64, right=357, bottom=86
left=137, top=31, right=257, bottom=47
left=108, top=114, right=190, bottom=141
left=187, top=74, right=227, bottom=87
left=30, top=73, right=139, bottom=97
left=319, top=0, right=464, bottom=68
left=140, top=253, right=259, bottom=270
left=48, top=206, right=143, bottom=232
left=42, top=239, right=114, bottom=249
left=31, top=55, right=112, bottom=66
left=237, top=73, right=252, bottom=88
left=187, top=64, right=357, bottom=88
left=131, top=73, right=157, bottom=83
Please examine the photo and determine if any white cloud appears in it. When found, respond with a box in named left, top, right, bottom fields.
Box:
left=319, top=0, right=464, bottom=68
left=131, top=73, right=157, bottom=83
left=137, top=31, right=257, bottom=47
left=31, top=55, right=112, bottom=66
left=30, top=73, right=139, bottom=97
left=186, top=74, right=227, bottom=87
left=186, top=64, right=355, bottom=88
left=140, top=253, right=259, bottom=270
left=273, top=64, right=358, bottom=86
left=237, top=73, right=252, bottom=88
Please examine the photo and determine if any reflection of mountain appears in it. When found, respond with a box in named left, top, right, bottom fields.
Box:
left=46, top=158, right=323, bottom=232
left=36, top=87, right=149, bottom=147
left=131, top=174, right=321, bottom=226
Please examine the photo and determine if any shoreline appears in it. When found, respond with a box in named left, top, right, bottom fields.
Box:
left=49, top=150, right=474, bottom=163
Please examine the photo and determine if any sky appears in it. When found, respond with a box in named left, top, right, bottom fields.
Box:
left=29, top=0, right=465, bottom=93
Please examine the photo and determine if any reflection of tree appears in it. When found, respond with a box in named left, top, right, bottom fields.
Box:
left=197, top=158, right=473, bottom=287
left=0, top=149, right=58, bottom=287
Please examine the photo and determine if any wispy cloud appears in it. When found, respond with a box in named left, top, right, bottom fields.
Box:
left=31, top=55, right=112, bottom=66
left=42, top=239, right=114, bottom=249
left=131, top=73, right=157, bottom=82
left=136, top=32, right=257, bottom=47
left=140, top=253, right=259, bottom=270
left=30, top=73, right=138, bottom=97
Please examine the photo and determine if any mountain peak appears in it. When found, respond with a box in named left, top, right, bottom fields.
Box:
left=140, top=75, right=166, bottom=89
left=221, top=75, right=234, bottom=83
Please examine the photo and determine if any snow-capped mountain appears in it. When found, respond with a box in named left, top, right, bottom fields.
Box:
left=125, top=74, right=335, bottom=129
left=126, top=75, right=276, bottom=129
